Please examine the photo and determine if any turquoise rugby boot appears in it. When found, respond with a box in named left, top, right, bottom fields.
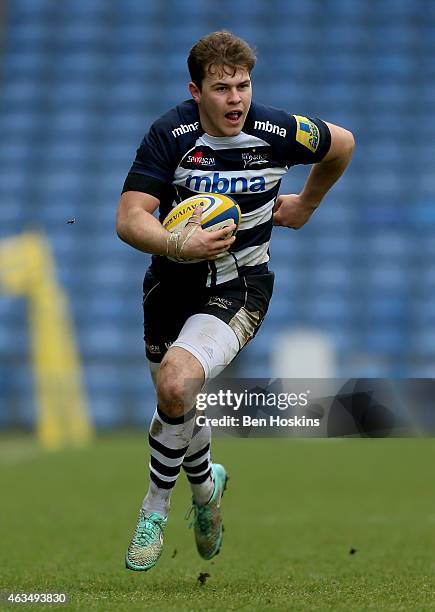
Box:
left=189, top=463, right=229, bottom=560
left=125, top=510, right=167, bottom=571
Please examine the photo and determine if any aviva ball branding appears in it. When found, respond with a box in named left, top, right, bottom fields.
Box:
left=163, top=194, right=240, bottom=233
left=162, top=194, right=241, bottom=263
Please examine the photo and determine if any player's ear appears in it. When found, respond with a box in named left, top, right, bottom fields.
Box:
left=189, top=81, right=201, bottom=103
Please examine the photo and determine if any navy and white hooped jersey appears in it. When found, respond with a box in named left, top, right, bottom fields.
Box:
left=123, top=99, right=331, bottom=287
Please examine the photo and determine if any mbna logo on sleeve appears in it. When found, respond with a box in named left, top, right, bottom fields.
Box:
left=294, top=116, right=319, bottom=153
left=253, top=120, right=287, bottom=137
left=171, top=122, right=200, bottom=138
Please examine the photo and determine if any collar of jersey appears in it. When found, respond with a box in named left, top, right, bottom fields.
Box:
left=200, top=131, right=247, bottom=145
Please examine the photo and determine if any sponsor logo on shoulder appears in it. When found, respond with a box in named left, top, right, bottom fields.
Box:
left=172, top=121, right=199, bottom=138
left=254, top=120, right=287, bottom=138
left=294, top=115, right=319, bottom=153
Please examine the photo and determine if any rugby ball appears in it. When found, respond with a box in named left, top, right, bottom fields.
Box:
left=162, top=194, right=241, bottom=263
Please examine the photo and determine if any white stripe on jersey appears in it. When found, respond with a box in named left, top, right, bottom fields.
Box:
left=238, top=199, right=274, bottom=230
left=209, top=242, right=270, bottom=286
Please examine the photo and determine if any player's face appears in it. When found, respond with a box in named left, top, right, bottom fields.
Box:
left=189, top=66, right=252, bottom=137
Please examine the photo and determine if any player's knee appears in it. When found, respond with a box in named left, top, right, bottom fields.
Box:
left=156, top=360, right=188, bottom=418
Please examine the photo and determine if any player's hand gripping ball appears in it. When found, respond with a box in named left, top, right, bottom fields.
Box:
left=162, top=194, right=241, bottom=263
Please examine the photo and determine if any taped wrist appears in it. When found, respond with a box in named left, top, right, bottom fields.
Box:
left=166, top=232, right=180, bottom=258
left=179, top=221, right=200, bottom=257
left=166, top=218, right=201, bottom=260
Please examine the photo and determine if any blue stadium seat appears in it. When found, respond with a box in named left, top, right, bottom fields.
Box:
left=7, top=22, right=51, bottom=44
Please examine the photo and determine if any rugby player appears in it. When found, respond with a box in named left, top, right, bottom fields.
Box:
left=116, top=31, right=355, bottom=572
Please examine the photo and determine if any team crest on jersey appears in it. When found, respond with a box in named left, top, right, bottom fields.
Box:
left=241, top=151, right=269, bottom=168
left=294, top=115, right=319, bottom=153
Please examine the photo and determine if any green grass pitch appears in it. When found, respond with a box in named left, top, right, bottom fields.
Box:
left=1, top=434, right=435, bottom=611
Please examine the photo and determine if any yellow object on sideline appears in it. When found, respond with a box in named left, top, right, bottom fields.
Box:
left=0, top=233, right=93, bottom=450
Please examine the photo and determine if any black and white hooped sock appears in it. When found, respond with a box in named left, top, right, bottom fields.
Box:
left=182, top=420, right=214, bottom=505
left=142, top=405, right=196, bottom=517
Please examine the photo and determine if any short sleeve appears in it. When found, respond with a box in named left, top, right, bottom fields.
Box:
left=122, top=121, right=176, bottom=198
left=285, top=115, right=331, bottom=166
